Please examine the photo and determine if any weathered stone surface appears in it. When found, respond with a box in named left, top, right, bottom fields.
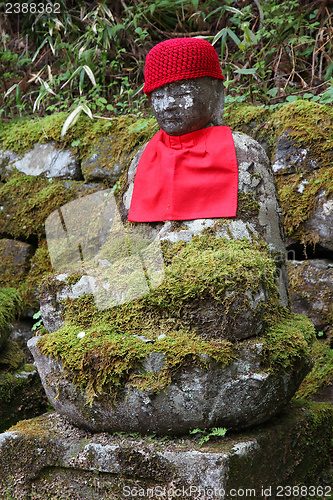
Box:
left=300, top=190, right=333, bottom=253
left=0, top=239, right=34, bottom=284
left=0, top=364, right=47, bottom=432
left=81, top=136, right=131, bottom=184
left=2, top=142, right=81, bottom=180
left=288, top=259, right=333, bottom=335
left=0, top=402, right=332, bottom=499
left=272, top=129, right=320, bottom=175
left=28, top=335, right=311, bottom=435
left=272, top=128, right=333, bottom=253
left=39, top=274, right=94, bottom=333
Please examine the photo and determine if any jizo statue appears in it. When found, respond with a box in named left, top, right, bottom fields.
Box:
left=128, top=37, right=238, bottom=223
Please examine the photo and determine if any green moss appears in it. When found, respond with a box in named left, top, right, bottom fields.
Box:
left=271, top=101, right=333, bottom=239
left=0, top=114, right=67, bottom=154
left=236, top=191, right=260, bottom=219
left=0, top=340, right=25, bottom=370
left=147, top=236, right=278, bottom=313
left=224, top=103, right=271, bottom=136
left=18, top=239, right=53, bottom=309
left=261, top=312, right=315, bottom=371
left=0, top=173, right=75, bottom=241
left=273, top=100, right=333, bottom=154
left=296, top=340, right=333, bottom=399
left=276, top=165, right=333, bottom=238
left=38, top=321, right=235, bottom=403
left=0, top=288, right=22, bottom=348
left=37, top=234, right=286, bottom=403
left=0, top=112, right=157, bottom=159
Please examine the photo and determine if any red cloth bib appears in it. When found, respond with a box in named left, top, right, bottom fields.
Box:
left=128, top=126, right=238, bottom=222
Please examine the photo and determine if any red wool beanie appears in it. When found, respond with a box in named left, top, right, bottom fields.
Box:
left=143, top=37, right=224, bottom=97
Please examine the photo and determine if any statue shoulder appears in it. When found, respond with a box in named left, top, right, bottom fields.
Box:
left=122, top=142, right=148, bottom=212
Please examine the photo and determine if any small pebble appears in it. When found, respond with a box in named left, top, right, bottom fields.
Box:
left=77, top=331, right=86, bottom=339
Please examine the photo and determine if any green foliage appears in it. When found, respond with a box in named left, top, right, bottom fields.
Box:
left=189, top=426, right=227, bottom=445
left=1, top=0, right=332, bottom=119
left=0, top=288, right=22, bottom=336
left=31, top=311, right=43, bottom=332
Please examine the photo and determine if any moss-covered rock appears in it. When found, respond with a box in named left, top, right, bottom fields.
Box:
left=81, top=118, right=157, bottom=185
left=271, top=102, right=333, bottom=248
left=288, top=259, right=333, bottom=335
left=224, top=101, right=333, bottom=251
left=0, top=239, right=34, bottom=287
left=296, top=339, right=333, bottom=400
left=0, top=288, right=22, bottom=350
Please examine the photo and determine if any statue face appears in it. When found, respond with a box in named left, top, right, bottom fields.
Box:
left=151, top=77, right=224, bottom=136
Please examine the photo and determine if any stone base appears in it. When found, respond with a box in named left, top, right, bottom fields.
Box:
left=0, top=401, right=332, bottom=500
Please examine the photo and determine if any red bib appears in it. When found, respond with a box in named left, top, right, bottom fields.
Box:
left=128, top=126, right=238, bottom=222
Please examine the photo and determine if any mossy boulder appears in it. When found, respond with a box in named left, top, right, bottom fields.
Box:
left=28, top=312, right=313, bottom=434
left=288, top=259, right=333, bottom=336
left=270, top=102, right=333, bottom=251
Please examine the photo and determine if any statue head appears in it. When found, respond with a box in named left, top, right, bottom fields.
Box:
left=143, top=38, right=225, bottom=136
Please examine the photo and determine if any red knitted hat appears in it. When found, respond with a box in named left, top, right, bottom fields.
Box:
left=143, top=38, right=224, bottom=97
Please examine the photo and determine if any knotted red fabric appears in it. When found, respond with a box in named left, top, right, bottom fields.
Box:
left=128, top=126, right=238, bottom=222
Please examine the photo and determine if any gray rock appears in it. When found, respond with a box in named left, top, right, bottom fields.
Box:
left=288, top=259, right=333, bottom=335
left=3, top=142, right=81, bottom=180
left=39, top=274, right=94, bottom=332
left=272, top=129, right=319, bottom=174
left=28, top=335, right=310, bottom=435
left=81, top=136, right=130, bottom=185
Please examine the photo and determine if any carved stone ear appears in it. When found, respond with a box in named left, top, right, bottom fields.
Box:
left=211, top=79, right=225, bottom=126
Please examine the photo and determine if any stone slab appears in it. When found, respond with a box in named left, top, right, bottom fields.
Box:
left=0, top=402, right=332, bottom=499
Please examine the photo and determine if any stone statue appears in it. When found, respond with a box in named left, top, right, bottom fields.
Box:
left=29, top=38, right=313, bottom=436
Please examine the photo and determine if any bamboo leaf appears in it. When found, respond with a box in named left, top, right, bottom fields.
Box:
left=83, top=65, right=97, bottom=86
